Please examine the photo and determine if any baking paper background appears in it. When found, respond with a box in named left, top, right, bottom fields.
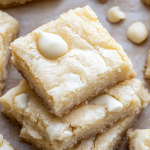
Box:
left=0, top=0, right=150, bottom=149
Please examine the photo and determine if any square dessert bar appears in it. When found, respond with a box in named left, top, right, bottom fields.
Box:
left=1, top=79, right=149, bottom=150
left=0, top=0, right=36, bottom=8
left=0, top=10, right=19, bottom=95
left=10, top=6, right=135, bottom=117
left=0, top=135, right=14, bottom=150
left=20, top=115, right=136, bottom=150
left=127, top=129, right=150, bottom=150
left=145, top=48, right=150, bottom=79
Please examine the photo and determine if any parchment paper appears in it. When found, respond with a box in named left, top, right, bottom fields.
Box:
left=0, top=0, right=150, bottom=149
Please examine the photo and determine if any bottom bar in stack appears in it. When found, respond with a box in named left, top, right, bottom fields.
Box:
left=0, top=79, right=150, bottom=150
left=0, top=134, right=14, bottom=150
left=20, top=115, right=136, bottom=150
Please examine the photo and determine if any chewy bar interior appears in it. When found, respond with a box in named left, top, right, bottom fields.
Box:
left=0, top=0, right=35, bottom=8
left=0, top=10, right=19, bottom=95
left=20, top=115, right=136, bottom=150
left=127, top=129, right=150, bottom=150
left=10, top=6, right=135, bottom=117
left=0, top=135, right=14, bottom=150
left=1, top=79, right=149, bottom=150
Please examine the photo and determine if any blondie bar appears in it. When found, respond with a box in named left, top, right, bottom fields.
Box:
left=145, top=48, right=150, bottom=79
left=128, top=129, right=150, bottom=150
left=20, top=115, right=136, bottom=150
left=0, top=135, right=14, bottom=150
left=0, top=11, right=19, bottom=95
left=0, top=0, right=36, bottom=8
left=1, top=79, right=149, bottom=150
left=10, top=6, right=135, bottom=117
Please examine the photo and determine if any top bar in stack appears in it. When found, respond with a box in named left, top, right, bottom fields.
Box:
left=10, top=5, right=135, bottom=117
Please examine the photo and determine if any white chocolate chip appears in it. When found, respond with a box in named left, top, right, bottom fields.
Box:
left=14, top=93, right=28, bottom=110
left=38, top=30, right=68, bottom=59
left=93, top=94, right=123, bottom=112
left=107, top=6, right=126, bottom=23
left=127, top=22, right=148, bottom=44
left=46, top=122, right=72, bottom=141
left=134, top=137, right=140, bottom=150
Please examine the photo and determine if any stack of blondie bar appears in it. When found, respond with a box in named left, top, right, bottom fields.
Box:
left=1, top=6, right=150, bottom=150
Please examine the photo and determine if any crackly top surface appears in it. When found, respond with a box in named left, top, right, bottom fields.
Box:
left=1, top=79, right=149, bottom=147
left=0, top=10, right=19, bottom=81
left=11, top=5, right=135, bottom=116
left=128, top=129, right=150, bottom=150
left=0, top=134, right=14, bottom=150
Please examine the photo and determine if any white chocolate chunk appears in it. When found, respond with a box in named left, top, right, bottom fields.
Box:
left=38, top=30, right=68, bottom=59
left=134, top=137, right=140, bottom=150
left=14, top=93, right=28, bottom=110
left=107, top=6, right=126, bottom=23
left=133, top=131, right=150, bottom=150
left=127, top=22, right=148, bottom=44
left=46, top=122, right=72, bottom=141
left=94, top=94, right=123, bottom=112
